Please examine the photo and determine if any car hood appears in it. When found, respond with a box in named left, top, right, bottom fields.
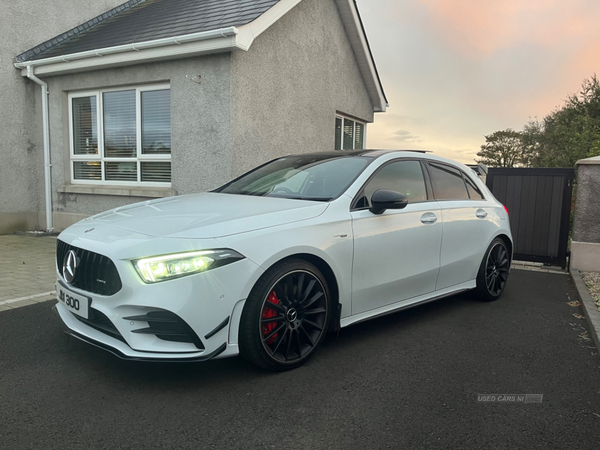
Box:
left=83, top=193, right=329, bottom=239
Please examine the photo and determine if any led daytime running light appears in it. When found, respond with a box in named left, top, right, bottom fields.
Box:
left=133, top=249, right=243, bottom=283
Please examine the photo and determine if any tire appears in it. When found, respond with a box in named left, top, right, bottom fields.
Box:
left=474, top=238, right=510, bottom=302
left=239, top=258, right=331, bottom=371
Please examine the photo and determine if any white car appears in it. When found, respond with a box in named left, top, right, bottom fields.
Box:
left=54, top=150, right=512, bottom=370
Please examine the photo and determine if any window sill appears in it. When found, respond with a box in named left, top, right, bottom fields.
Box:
left=58, top=184, right=176, bottom=198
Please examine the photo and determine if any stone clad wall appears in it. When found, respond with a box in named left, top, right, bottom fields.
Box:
left=572, top=156, right=600, bottom=271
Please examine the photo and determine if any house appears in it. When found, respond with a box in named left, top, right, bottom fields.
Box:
left=0, top=0, right=387, bottom=234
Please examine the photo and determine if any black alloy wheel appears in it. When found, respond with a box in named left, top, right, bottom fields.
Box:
left=486, top=243, right=510, bottom=295
left=475, top=238, right=510, bottom=301
left=239, top=259, right=330, bottom=370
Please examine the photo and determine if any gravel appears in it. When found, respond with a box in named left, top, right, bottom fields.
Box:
left=581, top=271, right=600, bottom=312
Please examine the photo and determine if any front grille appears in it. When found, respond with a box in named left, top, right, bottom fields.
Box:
left=124, top=310, right=205, bottom=350
left=73, top=309, right=125, bottom=343
left=57, top=240, right=122, bottom=296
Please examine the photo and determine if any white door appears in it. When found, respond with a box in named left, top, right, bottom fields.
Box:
left=351, top=160, right=442, bottom=315
left=426, top=162, right=496, bottom=290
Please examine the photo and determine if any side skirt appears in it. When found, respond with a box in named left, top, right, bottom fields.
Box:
left=340, top=280, right=475, bottom=328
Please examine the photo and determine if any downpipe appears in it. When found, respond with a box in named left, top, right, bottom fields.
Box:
left=26, top=66, right=53, bottom=232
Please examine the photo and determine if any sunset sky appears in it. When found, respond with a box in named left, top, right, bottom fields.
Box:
left=357, top=0, right=600, bottom=163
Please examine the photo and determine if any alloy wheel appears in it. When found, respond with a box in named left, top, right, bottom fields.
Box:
left=259, top=270, right=328, bottom=363
left=485, top=243, right=509, bottom=296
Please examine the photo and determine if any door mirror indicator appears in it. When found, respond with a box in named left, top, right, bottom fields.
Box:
left=369, top=189, right=409, bottom=215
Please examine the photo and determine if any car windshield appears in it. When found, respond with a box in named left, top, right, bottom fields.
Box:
left=215, top=154, right=372, bottom=201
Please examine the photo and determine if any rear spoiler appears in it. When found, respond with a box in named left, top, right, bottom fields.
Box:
left=466, top=163, right=488, bottom=179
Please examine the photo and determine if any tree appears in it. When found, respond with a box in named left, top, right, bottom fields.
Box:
left=521, top=75, right=600, bottom=167
left=480, top=75, right=600, bottom=168
left=476, top=129, right=527, bottom=167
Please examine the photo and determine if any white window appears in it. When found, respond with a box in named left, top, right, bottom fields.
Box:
left=334, top=114, right=366, bottom=150
left=69, top=84, right=171, bottom=186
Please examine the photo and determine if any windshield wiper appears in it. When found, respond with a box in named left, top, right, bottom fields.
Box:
left=276, top=196, right=332, bottom=202
left=232, top=190, right=266, bottom=197
left=219, top=192, right=331, bottom=202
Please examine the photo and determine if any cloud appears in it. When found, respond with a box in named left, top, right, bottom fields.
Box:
left=416, top=0, right=600, bottom=58
left=358, top=0, right=600, bottom=165
left=392, top=130, right=421, bottom=143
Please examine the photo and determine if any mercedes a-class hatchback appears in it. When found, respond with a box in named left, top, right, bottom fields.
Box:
left=54, top=150, right=512, bottom=370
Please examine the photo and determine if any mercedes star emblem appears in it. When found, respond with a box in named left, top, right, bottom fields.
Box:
left=63, top=250, right=78, bottom=284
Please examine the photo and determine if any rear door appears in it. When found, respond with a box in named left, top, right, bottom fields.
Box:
left=426, top=162, right=496, bottom=290
left=351, top=159, right=443, bottom=315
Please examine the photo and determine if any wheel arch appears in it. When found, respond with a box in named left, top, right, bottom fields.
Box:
left=259, top=253, right=341, bottom=332
left=495, top=233, right=513, bottom=263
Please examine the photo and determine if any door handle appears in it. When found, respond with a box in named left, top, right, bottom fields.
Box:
left=476, top=209, right=488, bottom=219
left=420, top=212, right=437, bottom=224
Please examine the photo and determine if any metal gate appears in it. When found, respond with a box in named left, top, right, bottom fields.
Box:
left=486, top=168, right=575, bottom=268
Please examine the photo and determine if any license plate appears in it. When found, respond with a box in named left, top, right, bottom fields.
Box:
left=56, top=281, right=89, bottom=319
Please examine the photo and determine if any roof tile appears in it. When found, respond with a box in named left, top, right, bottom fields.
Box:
left=16, top=0, right=281, bottom=62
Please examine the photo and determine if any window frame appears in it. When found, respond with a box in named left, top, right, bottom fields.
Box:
left=68, top=83, right=171, bottom=187
left=351, top=158, right=433, bottom=211
left=335, top=113, right=367, bottom=151
left=423, top=161, right=486, bottom=201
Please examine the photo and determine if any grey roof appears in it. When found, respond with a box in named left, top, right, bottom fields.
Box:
left=16, top=0, right=281, bottom=63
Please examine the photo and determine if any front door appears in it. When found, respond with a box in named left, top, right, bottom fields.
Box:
left=351, top=159, right=443, bottom=315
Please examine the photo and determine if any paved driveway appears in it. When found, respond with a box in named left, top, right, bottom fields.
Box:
left=0, top=236, right=56, bottom=309
left=1, top=270, right=599, bottom=449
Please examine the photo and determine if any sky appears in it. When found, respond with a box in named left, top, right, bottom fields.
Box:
left=357, top=0, right=600, bottom=164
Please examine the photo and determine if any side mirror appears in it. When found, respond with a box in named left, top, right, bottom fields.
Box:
left=369, top=189, right=408, bottom=215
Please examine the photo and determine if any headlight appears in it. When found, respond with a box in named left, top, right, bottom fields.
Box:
left=133, top=249, right=244, bottom=283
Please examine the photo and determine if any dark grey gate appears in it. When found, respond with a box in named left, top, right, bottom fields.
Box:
left=486, top=168, right=575, bottom=269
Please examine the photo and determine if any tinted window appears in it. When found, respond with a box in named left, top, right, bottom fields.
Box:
left=217, top=154, right=371, bottom=201
left=356, top=160, right=427, bottom=208
left=428, top=163, right=469, bottom=200
left=465, top=176, right=484, bottom=199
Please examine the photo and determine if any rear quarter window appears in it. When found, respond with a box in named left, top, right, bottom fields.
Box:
left=464, top=176, right=484, bottom=200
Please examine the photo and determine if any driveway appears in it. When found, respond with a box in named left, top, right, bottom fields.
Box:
left=1, top=270, right=599, bottom=449
left=0, top=235, right=56, bottom=309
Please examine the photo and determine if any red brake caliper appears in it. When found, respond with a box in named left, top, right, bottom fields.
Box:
left=262, top=291, right=280, bottom=345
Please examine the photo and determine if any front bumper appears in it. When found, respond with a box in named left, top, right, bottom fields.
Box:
left=54, top=237, right=263, bottom=361
left=54, top=304, right=230, bottom=362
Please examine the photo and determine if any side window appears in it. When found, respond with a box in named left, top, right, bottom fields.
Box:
left=356, top=160, right=427, bottom=208
left=428, top=163, right=469, bottom=200
left=464, top=176, right=484, bottom=199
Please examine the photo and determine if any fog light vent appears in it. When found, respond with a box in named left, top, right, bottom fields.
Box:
left=124, top=310, right=205, bottom=350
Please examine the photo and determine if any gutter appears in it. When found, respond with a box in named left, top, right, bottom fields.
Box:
left=25, top=66, right=53, bottom=232
left=14, top=27, right=239, bottom=72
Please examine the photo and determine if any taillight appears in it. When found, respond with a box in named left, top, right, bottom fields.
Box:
left=503, top=205, right=509, bottom=216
